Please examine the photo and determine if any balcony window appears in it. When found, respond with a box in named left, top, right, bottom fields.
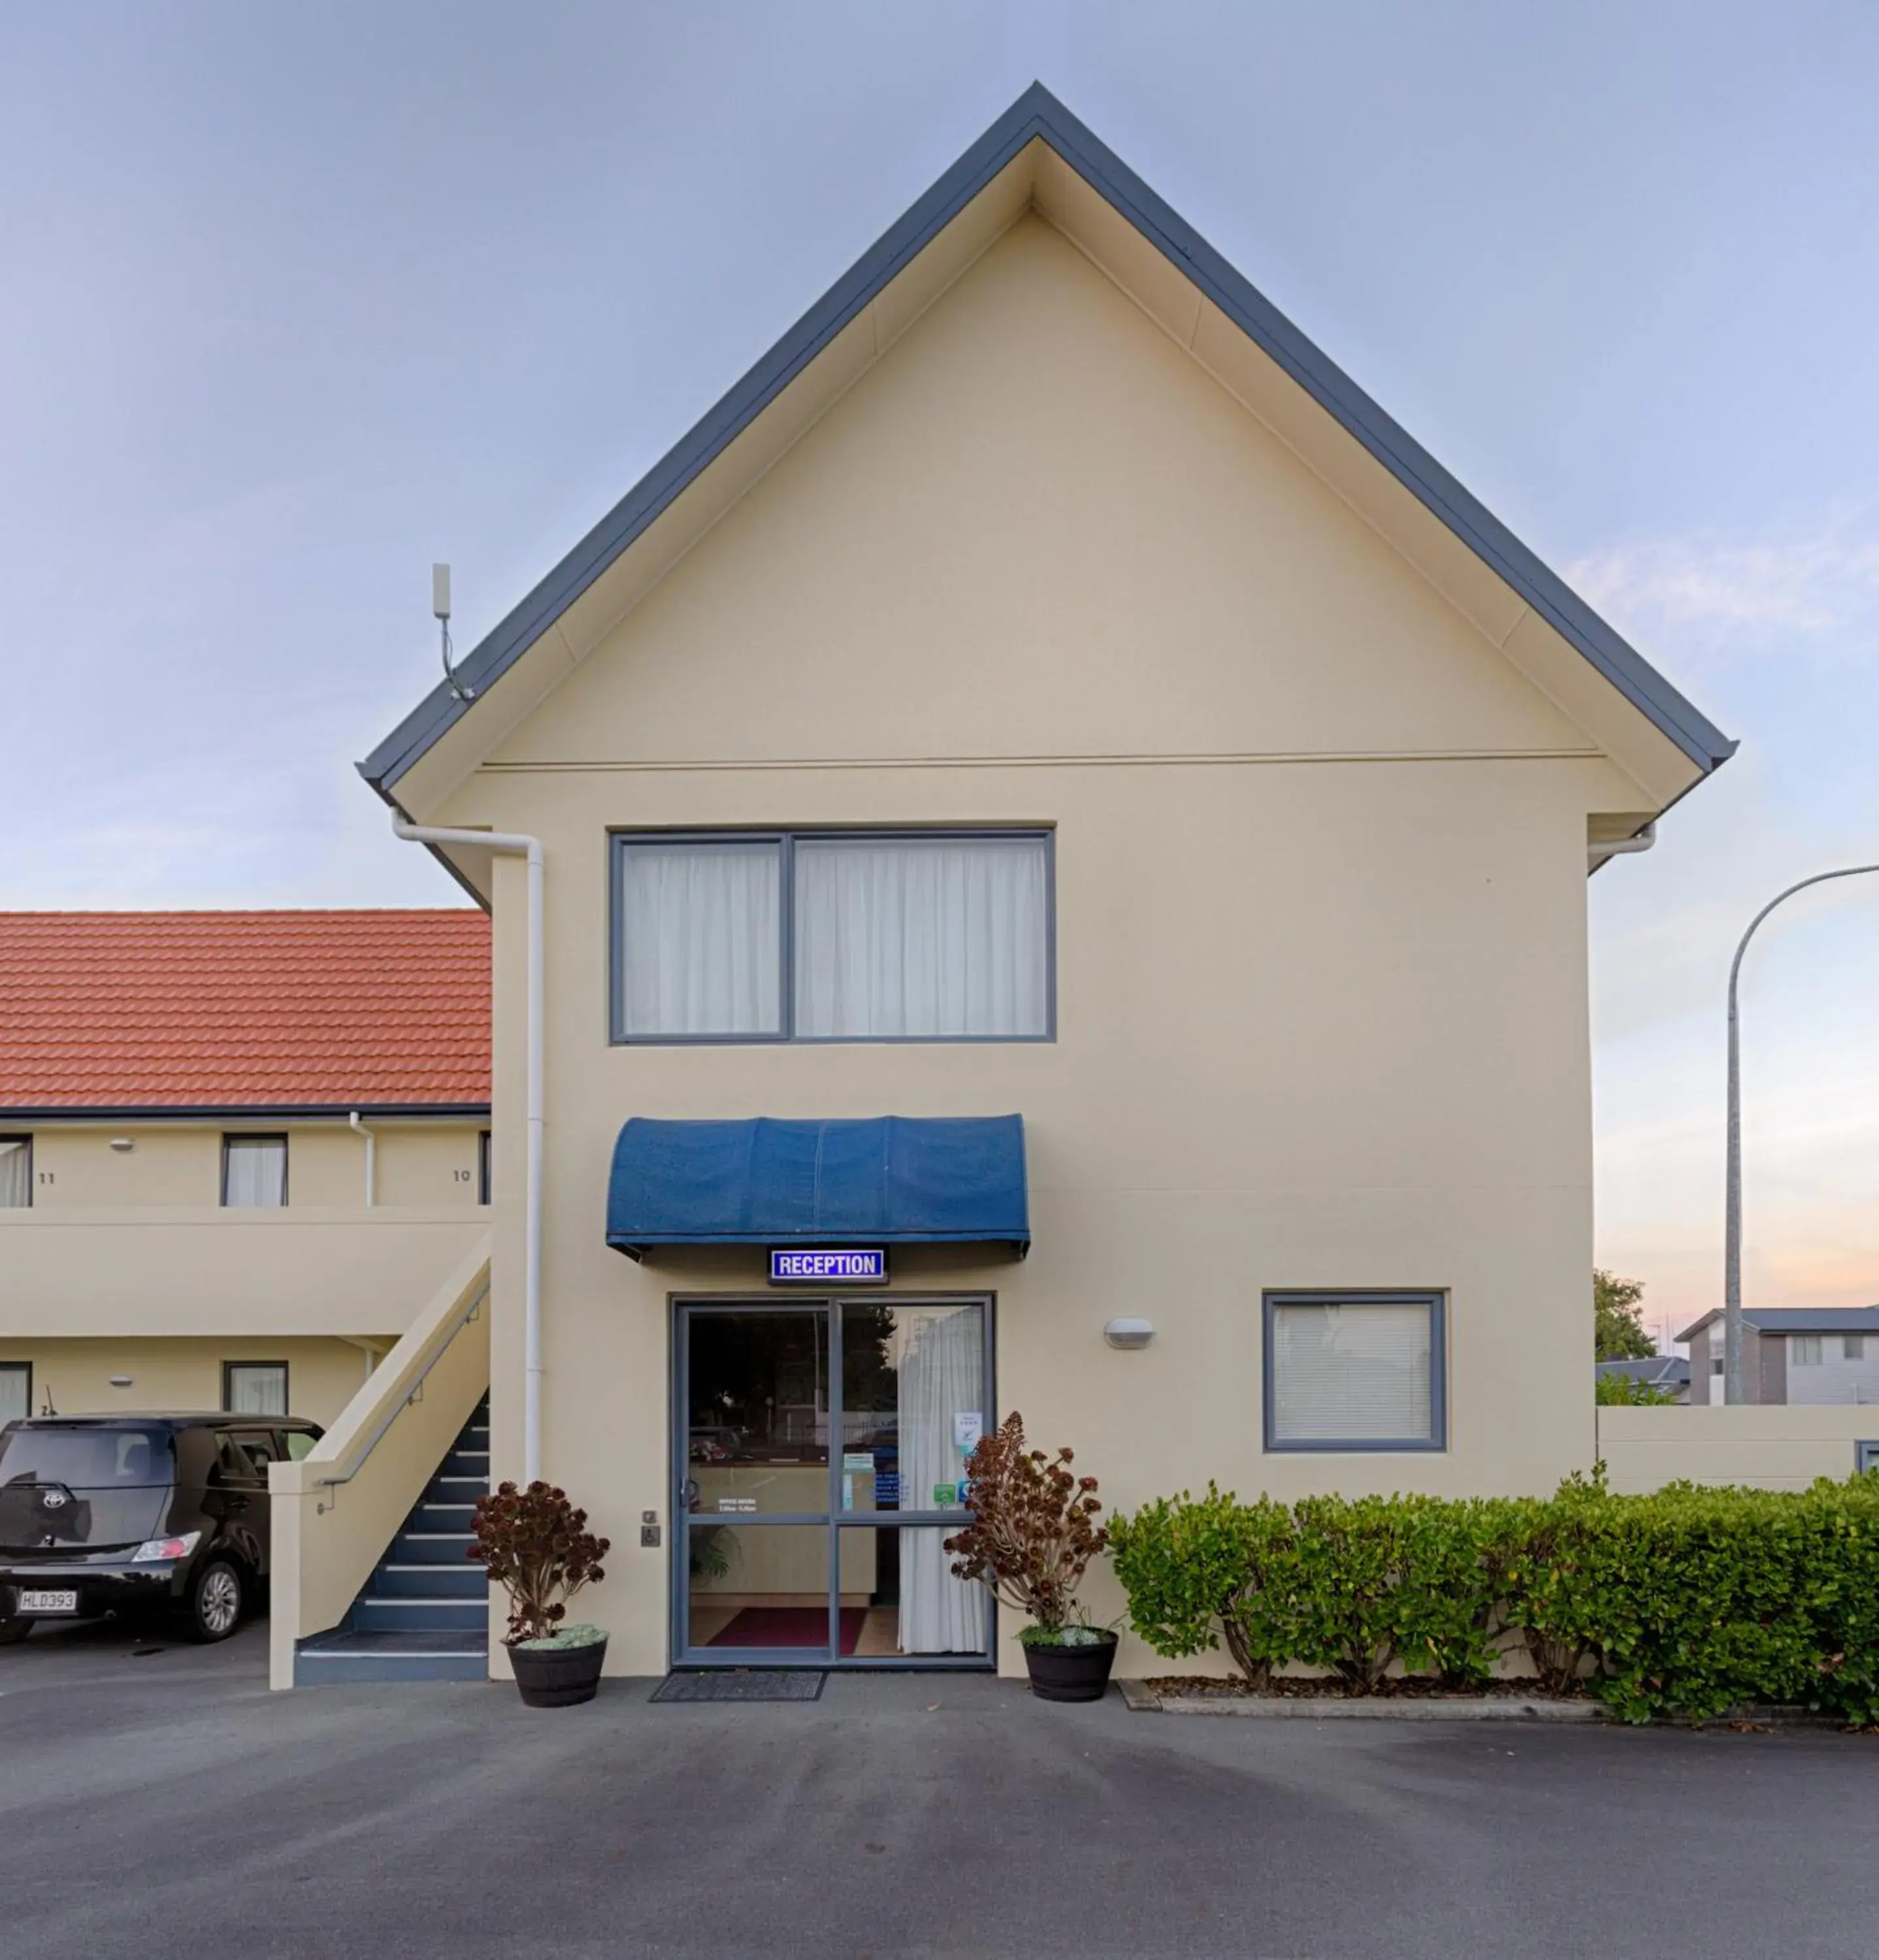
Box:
left=222, top=1135, right=287, bottom=1208
left=612, top=830, right=1052, bottom=1043
left=223, top=1362, right=288, bottom=1416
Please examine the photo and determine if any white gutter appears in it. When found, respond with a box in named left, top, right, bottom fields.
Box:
left=1589, top=821, right=1656, bottom=870
left=348, top=1110, right=376, bottom=1206
left=393, top=815, right=544, bottom=1483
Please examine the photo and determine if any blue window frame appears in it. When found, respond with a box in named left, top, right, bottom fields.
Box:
left=1262, top=1290, right=1448, bottom=1454
left=608, top=828, right=1055, bottom=1045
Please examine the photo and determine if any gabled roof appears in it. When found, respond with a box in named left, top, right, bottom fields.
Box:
left=361, top=82, right=1733, bottom=809
left=0, top=911, right=490, bottom=1116
left=1596, top=1355, right=1690, bottom=1389
left=1677, top=1305, right=1879, bottom=1345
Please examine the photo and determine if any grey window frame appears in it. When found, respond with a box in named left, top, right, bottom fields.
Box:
left=1858, top=1441, right=1879, bottom=1475
left=0, top=1134, right=31, bottom=1209
left=220, top=1133, right=288, bottom=1207
left=1843, top=1333, right=1865, bottom=1361
left=1262, top=1290, right=1448, bottom=1454
left=0, top=1360, right=31, bottom=1424
left=1791, top=1334, right=1823, bottom=1367
left=668, top=1291, right=998, bottom=1670
left=608, top=828, right=1056, bottom=1046
left=222, top=1360, right=290, bottom=1416
left=478, top=1129, right=492, bottom=1205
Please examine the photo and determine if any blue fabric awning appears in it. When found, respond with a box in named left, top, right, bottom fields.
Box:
left=606, top=1115, right=1028, bottom=1260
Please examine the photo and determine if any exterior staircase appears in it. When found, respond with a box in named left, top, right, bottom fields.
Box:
left=293, top=1397, right=490, bottom=1684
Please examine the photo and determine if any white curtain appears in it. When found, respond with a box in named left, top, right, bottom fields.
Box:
left=0, top=1365, right=27, bottom=1425
left=0, top=1139, right=28, bottom=1209
left=227, top=1365, right=287, bottom=1416
left=794, top=837, right=1047, bottom=1039
left=621, top=842, right=780, bottom=1036
left=223, top=1138, right=286, bottom=1209
left=1269, top=1303, right=1432, bottom=1443
left=895, top=1305, right=988, bottom=1654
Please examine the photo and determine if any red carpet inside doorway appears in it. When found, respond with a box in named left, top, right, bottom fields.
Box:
left=708, top=1607, right=866, bottom=1655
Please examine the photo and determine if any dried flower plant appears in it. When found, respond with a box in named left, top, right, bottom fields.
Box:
left=468, top=1480, right=610, bottom=1646
left=943, top=1411, right=1107, bottom=1636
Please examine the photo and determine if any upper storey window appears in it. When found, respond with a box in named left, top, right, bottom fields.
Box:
left=612, top=831, right=1053, bottom=1043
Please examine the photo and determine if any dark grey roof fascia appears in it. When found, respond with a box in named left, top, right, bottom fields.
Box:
left=1676, top=1305, right=1879, bottom=1341
left=3, top=1102, right=491, bottom=1122
left=359, top=82, right=1736, bottom=798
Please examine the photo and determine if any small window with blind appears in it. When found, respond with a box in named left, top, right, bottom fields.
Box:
left=1263, top=1292, right=1446, bottom=1452
left=221, top=1135, right=287, bottom=1208
left=611, top=830, right=1053, bottom=1043
left=0, top=1136, right=31, bottom=1209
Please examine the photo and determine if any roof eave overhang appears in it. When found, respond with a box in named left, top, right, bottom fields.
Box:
left=359, top=81, right=1735, bottom=816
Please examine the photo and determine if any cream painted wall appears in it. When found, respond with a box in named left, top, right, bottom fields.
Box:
left=0, top=1210, right=489, bottom=1339
left=1598, top=1406, right=1879, bottom=1492
left=0, top=1336, right=382, bottom=1428
left=17, top=1120, right=485, bottom=1211
left=437, top=210, right=1658, bottom=1678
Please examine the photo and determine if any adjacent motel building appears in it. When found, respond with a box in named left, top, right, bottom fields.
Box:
left=0, top=911, right=491, bottom=1428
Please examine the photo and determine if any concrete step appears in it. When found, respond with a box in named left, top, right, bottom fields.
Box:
left=353, top=1594, right=487, bottom=1633
left=295, top=1629, right=487, bottom=1686
left=424, top=1475, right=487, bottom=1503
left=372, top=1561, right=485, bottom=1598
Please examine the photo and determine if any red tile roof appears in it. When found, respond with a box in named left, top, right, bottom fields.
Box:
left=0, top=911, right=490, bottom=1112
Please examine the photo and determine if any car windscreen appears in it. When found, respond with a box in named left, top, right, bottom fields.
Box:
left=0, top=1426, right=174, bottom=1490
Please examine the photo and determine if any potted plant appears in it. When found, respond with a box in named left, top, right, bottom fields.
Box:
left=468, top=1479, right=612, bottom=1707
left=943, top=1411, right=1115, bottom=1702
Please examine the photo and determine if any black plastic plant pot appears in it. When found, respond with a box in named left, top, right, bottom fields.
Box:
left=508, top=1635, right=608, bottom=1708
left=1022, top=1631, right=1118, bottom=1703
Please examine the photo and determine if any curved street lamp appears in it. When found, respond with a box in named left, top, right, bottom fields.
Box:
left=1724, top=863, right=1879, bottom=1402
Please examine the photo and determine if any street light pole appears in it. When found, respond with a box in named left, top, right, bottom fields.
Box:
left=1724, top=864, right=1879, bottom=1403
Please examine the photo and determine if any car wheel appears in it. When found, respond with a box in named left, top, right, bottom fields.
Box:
left=0, top=1614, right=31, bottom=1647
left=182, top=1560, right=244, bottom=1643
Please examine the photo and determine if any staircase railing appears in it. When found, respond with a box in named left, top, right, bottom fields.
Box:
left=268, top=1235, right=492, bottom=1690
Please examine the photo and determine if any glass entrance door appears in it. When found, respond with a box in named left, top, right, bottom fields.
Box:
left=675, top=1297, right=994, bottom=1667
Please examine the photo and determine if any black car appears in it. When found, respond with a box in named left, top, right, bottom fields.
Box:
left=0, top=1413, right=322, bottom=1644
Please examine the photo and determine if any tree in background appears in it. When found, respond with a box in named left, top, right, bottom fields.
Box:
left=1594, top=1269, right=1655, bottom=1361
left=1594, top=1370, right=1678, bottom=1406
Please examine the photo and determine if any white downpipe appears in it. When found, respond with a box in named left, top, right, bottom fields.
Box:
left=348, top=1110, right=376, bottom=1207
left=393, top=816, right=544, bottom=1483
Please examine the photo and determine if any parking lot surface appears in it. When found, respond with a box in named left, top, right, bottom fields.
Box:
left=1, top=1641, right=1873, bottom=1959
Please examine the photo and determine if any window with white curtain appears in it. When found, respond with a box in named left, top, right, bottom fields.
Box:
left=221, top=1135, right=287, bottom=1207
left=223, top=1363, right=288, bottom=1416
left=0, top=1137, right=30, bottom=1209
left=0, top=1364, right=29, bottom=1426
left=613, top=831, right=1051, bottom=1042
left=1264, top=1292, right=1445, bottom=1451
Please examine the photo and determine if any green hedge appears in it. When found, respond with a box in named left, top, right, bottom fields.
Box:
left=1108, top=1472, right=1879, bottom=1724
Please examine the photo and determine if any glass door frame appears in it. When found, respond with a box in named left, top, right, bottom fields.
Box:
left=670, top=1292, right=997, bottom=1669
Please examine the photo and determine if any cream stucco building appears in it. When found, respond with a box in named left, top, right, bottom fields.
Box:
left=275, top=86, right=1735, bottom=1685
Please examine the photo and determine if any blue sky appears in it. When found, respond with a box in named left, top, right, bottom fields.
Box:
left=3, top=2, right=1875, bottom=1337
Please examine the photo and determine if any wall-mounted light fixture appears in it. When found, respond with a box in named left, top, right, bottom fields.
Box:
left=108, top=1375, right=134, bottom=1388
left=1103, top=1318, right=1154, bottom=1350
left=109, top=1137, right=134, bottom=1152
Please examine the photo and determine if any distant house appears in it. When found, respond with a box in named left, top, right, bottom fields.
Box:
left=1676, top=1307, right=1879, bottom=1407
left=1596, top=1354, right=1690, bottom=1403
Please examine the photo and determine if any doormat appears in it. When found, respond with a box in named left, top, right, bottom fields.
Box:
left=651, top=1670, right=826, bottom=1703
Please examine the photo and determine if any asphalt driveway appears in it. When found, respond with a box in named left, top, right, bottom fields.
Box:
left=1, top=1649, right=1872, bottom=1960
